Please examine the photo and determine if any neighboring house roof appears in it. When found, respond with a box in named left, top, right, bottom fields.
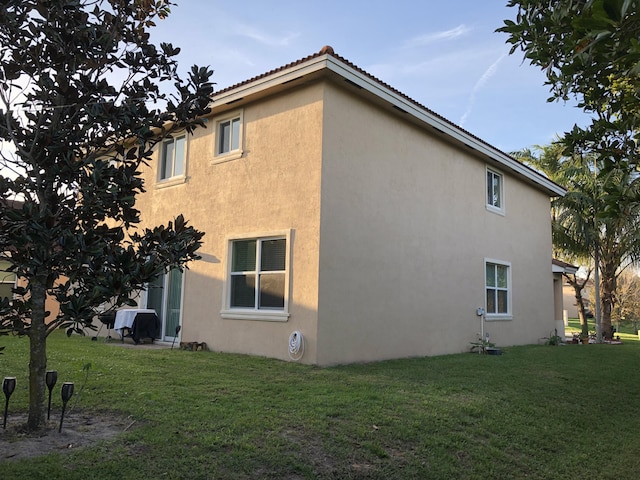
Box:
left=552, top=258, right=579, bottom=274
left=210, top=46, right=567, bottom=198
left=0, top=199, right=24, bottom=210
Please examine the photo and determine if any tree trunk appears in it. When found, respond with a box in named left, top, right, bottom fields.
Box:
left=601, top=285, right=615, bottom=339
left=575, top=293, right=590, bottom=337
left=600, top=259, right=617, bottom=340
left=27, top=278, right=48, bottom=431
left=564, top=272, right=590, bottom=337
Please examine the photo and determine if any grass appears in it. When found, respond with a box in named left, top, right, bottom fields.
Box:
left=1, top=329, right=640, bottom=479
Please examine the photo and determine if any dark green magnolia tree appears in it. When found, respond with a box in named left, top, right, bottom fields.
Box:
left=498, top=0, right=640, bottom=169
left=0, top=0, right=213, bottom=430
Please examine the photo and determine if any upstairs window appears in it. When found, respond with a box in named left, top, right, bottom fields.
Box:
left=160, top=135, right=186, bottom=181
left=486, top=168, right=503, bottom=213
left=218, top=117, right=240, bottom=154
left=215, top=112, right=243, bottom=161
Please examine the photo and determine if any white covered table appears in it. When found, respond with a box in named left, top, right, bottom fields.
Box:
left=114, top=309, right=158, bottom=342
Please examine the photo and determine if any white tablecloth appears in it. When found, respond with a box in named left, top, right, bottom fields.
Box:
left=114, top=309, right=157, bottom=336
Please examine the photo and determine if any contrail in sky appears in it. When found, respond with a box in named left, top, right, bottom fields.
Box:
left=460, top=53, right=506, bottom=127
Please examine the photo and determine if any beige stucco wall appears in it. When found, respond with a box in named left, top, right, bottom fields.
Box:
left=563, top=284, right=578, bottom=319
left=134, top=83, right=325, bottom=363
left=316, top=83, right=555, bottom=364
left=554, top=274, right=566, bottom=338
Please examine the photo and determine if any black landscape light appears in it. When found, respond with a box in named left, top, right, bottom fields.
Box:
left=171, top=325, right=181, bottom=350
left=58, top=382, right=74, bottom=433
left=46, top=370, right=58, bottom=420
left=3, top=377, right=16, bottom=429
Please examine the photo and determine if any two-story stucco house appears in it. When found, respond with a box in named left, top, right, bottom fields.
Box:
left=129, top=46, right=566, bottom=365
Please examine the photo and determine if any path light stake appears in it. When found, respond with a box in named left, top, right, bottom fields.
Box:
left=46, top=370, right=58, bottom=420
left=2, top=377, right=16, bottom=429
left=171, top=325, right=181, bottom=350
left=58, top=382, right=74, bottom=433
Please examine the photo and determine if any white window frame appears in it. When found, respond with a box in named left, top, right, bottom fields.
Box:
left=221, top=230, right=291, bottom=322
left=213, top=111, right=243, bottom=164
left=158, top=134, right=187, bottom=186
left=484, top=258, right=512, bottom=321
left=486, top=167, right=505, bottom=215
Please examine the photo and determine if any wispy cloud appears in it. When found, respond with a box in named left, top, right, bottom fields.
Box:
left=403, top=25, right=471, bottom=48
left=234, top=23, right=300, bottom=47
left=367, top=46, right=501, bottom=99
left=459, top=53, right=506, bottom=127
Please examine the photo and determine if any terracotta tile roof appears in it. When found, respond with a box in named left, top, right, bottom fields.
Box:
left=0, top=198, right=23, bottom=210
left=214, top=49, right=328, bottom=97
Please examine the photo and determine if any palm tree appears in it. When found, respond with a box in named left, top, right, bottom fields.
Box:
left=594, top=167, right=640, bottom=337
left=515, top=144, right=640, bottom=341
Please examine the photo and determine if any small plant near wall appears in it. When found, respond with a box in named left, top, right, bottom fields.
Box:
left=470, top=336, right=495, bottom=354
left=546, top=329, right=564, bottom=346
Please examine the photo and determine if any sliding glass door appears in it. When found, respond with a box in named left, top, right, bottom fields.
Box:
left=164, top=269, right=182, bottom=340
left=146, top=268, right=183, bottom=341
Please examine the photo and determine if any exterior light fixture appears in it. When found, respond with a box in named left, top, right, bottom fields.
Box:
left=171, top=325, right=181, bottom=350
left=2, top=377, right=16, bottom=429
left=58, top=382, right=74, bottom=433
left=46, top=370, right=58, bottom=420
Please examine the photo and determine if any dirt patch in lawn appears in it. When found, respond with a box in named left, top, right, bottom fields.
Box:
left=0, top=410, right=135, bottom=462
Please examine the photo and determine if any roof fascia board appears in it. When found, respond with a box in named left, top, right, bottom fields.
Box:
left=553, top=264, right=579, bottom=274
left=211, top=56, right=330, bottom=106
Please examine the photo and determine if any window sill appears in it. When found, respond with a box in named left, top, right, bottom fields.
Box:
left=156, top=176, right=187, bottom=189
left=221, top=309, right=289, bottom=322
left=212, top=150, right=243, bottom=165
left=486, top=204, right=505, bottom=216
left=485, top=314, right=512, bottom=322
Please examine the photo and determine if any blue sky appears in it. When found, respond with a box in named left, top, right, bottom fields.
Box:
left=149, top=0, right=591, bottom=154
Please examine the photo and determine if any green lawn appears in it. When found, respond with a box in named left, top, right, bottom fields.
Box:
left=1, top=331, right=639, bottom=479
